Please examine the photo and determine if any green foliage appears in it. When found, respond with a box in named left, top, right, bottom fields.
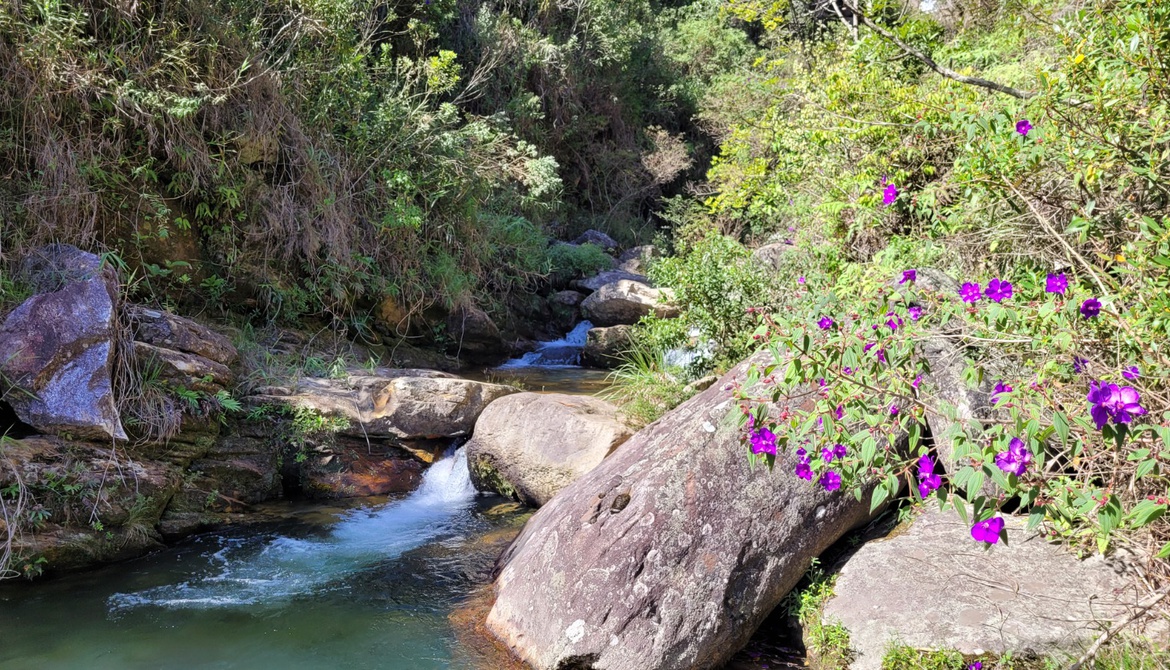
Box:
left=783, top=560, right=853, bottom=670
left=545, top=243, right=615, bottom=286
left=602, top=345, right=693, bottom=427
left=648, top=232, right=776, bottom=365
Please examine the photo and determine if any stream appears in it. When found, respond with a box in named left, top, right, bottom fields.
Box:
left=0, top=328, right=798, bottom=669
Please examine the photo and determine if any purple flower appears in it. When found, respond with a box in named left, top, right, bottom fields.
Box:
left=883, top=183, right=899, bottom=206
left=1122, top=365, right=1140, bottom=381
left=886, top=318, right=899, bottom=332
left=864, top=342, right=876, bottom=354
left=796, top=447, right=807, bottom=458
left=818, top=316, right=834, bottom=330
left=1080, top=298, right=1101, bottom=319
left=985, top=278, right=1013, bottom=303
left=912, top=375, right=922, bottom=389
left=819, top=471, right=842, bottom=492
left=917, top=455, right=942, bottom=498
left=794, top=460, right=813, bottom=481
left=990, top=381, right=1012, bottom=405
left=899, top=269, right=917, bottom=284
left=798, top=276, right=806, bottom=285
left=877, top=349, right=887, bottom=364
left=843, top=367, right=854, bottom=375
left=971, top=517, right=1005, bottom=544
left=908, top=305, right=923, bottom=321
left=817, top=378, right=827, bottom=388
left=970, top=662, right=984, bottom=670
left=749, top=427, right=777, bottom=456
left=1016, top=119, right=1032, bottom=136
left=1087, top=381, right=1146, bottom=429
left=994, top=437, right=1032, bottom=477
left=889, top=404, right=899, bottom=416
left=1073, top=356, right=1090, bottom=374
left=1045, top=272, right=1068, bottom=295
left=960, top=282, right=982, bottom=304
left=822, top=443, right=847, bottom=463
left=834, top=404, right=844, bottom=420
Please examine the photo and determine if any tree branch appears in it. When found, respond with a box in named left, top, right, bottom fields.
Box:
left=839, top=0, right=1037, bottom=100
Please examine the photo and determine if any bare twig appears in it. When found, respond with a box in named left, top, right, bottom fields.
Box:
left=840, top=0, right=1037, bottom=99
left=1068, top=589, right=1169, bottom=670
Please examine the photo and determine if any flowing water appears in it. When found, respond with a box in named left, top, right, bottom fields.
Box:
left=479, top=320, right=612, bottom=394
left=0, top=449, right=527, bottom=670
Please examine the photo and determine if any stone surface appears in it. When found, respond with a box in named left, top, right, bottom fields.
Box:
left=752, top=243, right=790, bottom=272
left=133, top=341, right=235, bottom=394
left=617, top=245, right=656, bottom=275
left=582, top=325, right=635, bottom=369
left=447, top=304, right=506, bottom=360
left=485, top=351, right=898, bottom=670
left=126, top=306, right=238, bottom=366
left=573, top=270, right=649, bottom=293
left=580, top=280, right=679, bottom=327
left=822, top=509, right=1146, bottom=670
left=572, top=230, right=620, bottom=251
left=298, top=442, right=424, bottom=499
left=251, top=372, right=517, bottom=440
left=0, top=245, right=126, bottom=440
left=467, top=393, right=634, bottom=506
left=917, top=334, right=995, bottom=476
left=550, top=290, right=587, bottom=333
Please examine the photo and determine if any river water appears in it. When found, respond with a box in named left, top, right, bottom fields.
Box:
left=0, top=449, right=531, bottom=669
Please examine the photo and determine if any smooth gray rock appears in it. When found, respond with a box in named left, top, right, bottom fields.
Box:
left=582, top=325, right=635, bottom=368
left=485, top=351, right=899, bottom=670
left=617, top=245, right=656, bottom=275
left=573, top=270, right=650, bottom=293
left=572, top=230, right=620, bottom=251
left=467, top=393, right=634, bottom=506
left=0, top=245, right=126, bottom=440
left=823, top=509, right=1146, bottom=670
left=580, top=280, right=679, bottom=327
left=251, top=372, right=517, bottom=440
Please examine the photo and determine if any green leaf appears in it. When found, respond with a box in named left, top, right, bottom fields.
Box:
left=1135, top=459, right=1158, bottom=479
left=1052, top=412, right=1070, bottom=446
left=953, top=498, right=970, bottom=526
left=870, top=483, right=890, bottom=513
left=1157, top=542, right=1170, bottom=560
left=1125, top=500, right=1167, bottom=528
left=1027, top=510, right=1045, bottom=531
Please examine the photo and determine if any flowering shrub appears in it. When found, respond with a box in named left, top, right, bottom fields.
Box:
left=737, top=263, right=1168, bottom=556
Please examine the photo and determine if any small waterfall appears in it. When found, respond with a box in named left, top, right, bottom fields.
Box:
left=664, top=326, right=713, bottom=370
left=498, top=320, right=593, bottom=368
left=108, top=448, right=478, bottom=611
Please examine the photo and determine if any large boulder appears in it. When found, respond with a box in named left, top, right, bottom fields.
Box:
left=251, top=371, right=517, bottom=440
left=484, top=351, right=900, bottom=670
left=582, top=325, right=635, bottom=369
left=126, top=306, right=238, bottom=366
left=580, top=280, right=679, bottom=327
left=133, top=341, right=235, bottom=394
left=821, top=509, right=1148, bottom=669
left=467, top=393, right=635, bottom=506
left=0, top=245, right=126, bottom=440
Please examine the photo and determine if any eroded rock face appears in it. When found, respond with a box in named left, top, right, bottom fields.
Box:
left=0, top=245, right=126, bottom=440
left=133, top=342, right=235, bottom=394
left=485, top=351, right=897, bottom=670
left=582, top=325, right=634, bottom=369
left=580, top=280, right=679, bottom=327
left=822, top=509, right=1147, bottom=670
left=251, top=372, right=516, bottom=440
left=467, top=393, right=634, bottom=506
left=127, top=306, right=238, bottom=366
left=617, top=246, right=656, bottom=275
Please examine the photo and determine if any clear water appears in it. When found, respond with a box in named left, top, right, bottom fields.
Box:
left=0, top=449, right=525, bottom=670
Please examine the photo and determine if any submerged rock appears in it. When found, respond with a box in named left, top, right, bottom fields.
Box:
left=821, top=509, right=1148, bottom=669
left=485, top=350, right=899, bottom=670
left=467, top=393, right=634, bottom=506
left=0, top=245, right=126, bottom=440
left=580, top=280, right=679, bottom=327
